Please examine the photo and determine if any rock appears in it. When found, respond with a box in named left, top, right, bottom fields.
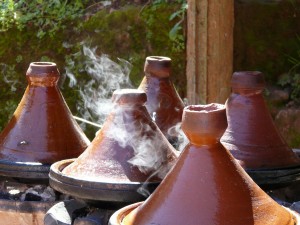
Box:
left=269, top=89, right=289, bottom=104
left=40, top=186, right=56, bottom=202
left=44, top=200, right=87, bottom=225
left=73, top=211, right=104, bottom=225
left=275, top=108, right=300, bottom=148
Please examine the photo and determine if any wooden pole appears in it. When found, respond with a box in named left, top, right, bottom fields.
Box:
left=186, top=0, right=234, bottom=104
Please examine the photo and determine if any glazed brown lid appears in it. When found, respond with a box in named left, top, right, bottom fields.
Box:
left=139, top=56, right=184, bottom=142
left=181, top=104, right=227, bottom=145
left=231, top=71, right=265, bottom=93
left=0, top=62, right=90, bottom=164
left=222, top=71, right=300, bottom=169
left=118, top=104, right=297, bottom=225
left=144, top=56, right=171, bottom=78
left=62, top=89, right=177, bottom=183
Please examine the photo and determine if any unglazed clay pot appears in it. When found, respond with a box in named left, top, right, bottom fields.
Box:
left=0, top=62, right=89, bottom=179
left=138, top=56, right=184, bottom=146
left=109, top=104, right=299, bottom=225
left=49, top=89, right=178, bottom=204
left=221, top=71, right=300, bottom=170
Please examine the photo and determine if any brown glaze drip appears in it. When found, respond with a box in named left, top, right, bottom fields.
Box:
left=138, top=56, right=184, bottom=140
left=221, top=71, right=300, bottom=169
left=0, top=62, right=90, bottom=163
left=62, top=89, right=178, bottom=183
left=119, top=103, right=297, bottom=225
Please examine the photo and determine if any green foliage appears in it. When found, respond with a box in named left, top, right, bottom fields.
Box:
left=277, top=35, right=300, bottom=105
left=278, top=73, right=300, bottom=104
left=0, top=2, right=187, bottom=137
left=234, top=1, right=300, bottom=82
left=1, top=0, right=86, bottom=38
left=0, top=63, right=24, bottom=130
left=144, top=0, right=187, bottom=53
left=168, top=0, right=187, bottom=52
left=0, top=0, right=15, bottom=31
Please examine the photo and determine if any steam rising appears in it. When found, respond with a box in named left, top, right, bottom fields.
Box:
left=63, top=45, right=177, bottom=181
left=1, top=63, right=20, bottom=92
left=64, top=45, right=133, bottom=125
left=106, top=102, right=176, bottom=179
left=167, top=122, right=189, bottom=151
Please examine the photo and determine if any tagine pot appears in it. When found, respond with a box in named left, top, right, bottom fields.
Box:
left=49, top=89, right=178, bottom=206
left=221, top=71, right=300, bottom=187
left=109, top=103, right=299, bottom=225
left=138, top=56, right=184, bottom=147
left=0, top=62, right=90, bottom=180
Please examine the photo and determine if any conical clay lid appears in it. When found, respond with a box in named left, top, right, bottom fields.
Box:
left=0, top=62, right=90, bottom=164
left=118, top=104, right=297, bottom=225
left=221, top=71, right=300, bottom=169
left=138, top=56, right=184, bottom=143
left=62, top=89, right=177, bottom=183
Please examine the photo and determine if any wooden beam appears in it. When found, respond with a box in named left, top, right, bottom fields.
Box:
left=186, top=0, right=234, bottom=104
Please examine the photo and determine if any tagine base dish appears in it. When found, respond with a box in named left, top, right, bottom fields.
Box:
left=245, top=149, right=300, bottom=189
left=49, top=159, right=160, bottom=207
left=246, top=164, right=300, bottom=189
left=0, top=159, right=50, bottom=181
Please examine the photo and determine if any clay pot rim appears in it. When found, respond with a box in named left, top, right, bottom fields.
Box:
left=50, top=159, right=159, bottom=185
left=144, top=56, right=171, bottom=78
left=108, top=202, right=142, bottom=225
left=286, top=207, right=300, bottom=224
left=231, top=71, right=265, bottom=90
left=0, top=159, right=50, bottom=180
left=108, top=202, right=300, bottom=225
left=26, top=62, right=59, bottom=77
left=146, top=56, right=171, bottom=62
left=49, top=159, right=160, bottom=203
left=184, top=103, right=225, bottom=114
left=112, top=89, right=147, bottom=105
left=30, top=62, right=56, bottom=67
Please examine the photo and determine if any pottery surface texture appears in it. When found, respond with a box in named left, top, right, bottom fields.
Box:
left=221, top=71, right=300, bottom=169
left=138, top=56, right=184, bottom=143
left=0, top=62, right=89, bottom=164
left=110, top=104, right=297, bottom=225
left=62, top=89, right=177, bottom=183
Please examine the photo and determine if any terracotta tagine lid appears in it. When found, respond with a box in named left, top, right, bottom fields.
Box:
left=0, top=62, right=90, bottom=179
left=49, top=89, right=178, bottom=204
left=138, top=56, right=184, bottom=146
left=109, top=103, right=299, bottom=225
left=221, top=71, right=300, bottom=171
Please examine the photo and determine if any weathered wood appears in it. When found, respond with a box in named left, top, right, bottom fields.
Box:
left=186, top=0, right=234, bottom=104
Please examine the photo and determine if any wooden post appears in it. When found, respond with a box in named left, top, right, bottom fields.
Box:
left=186, top=0, right=234, bottom=104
